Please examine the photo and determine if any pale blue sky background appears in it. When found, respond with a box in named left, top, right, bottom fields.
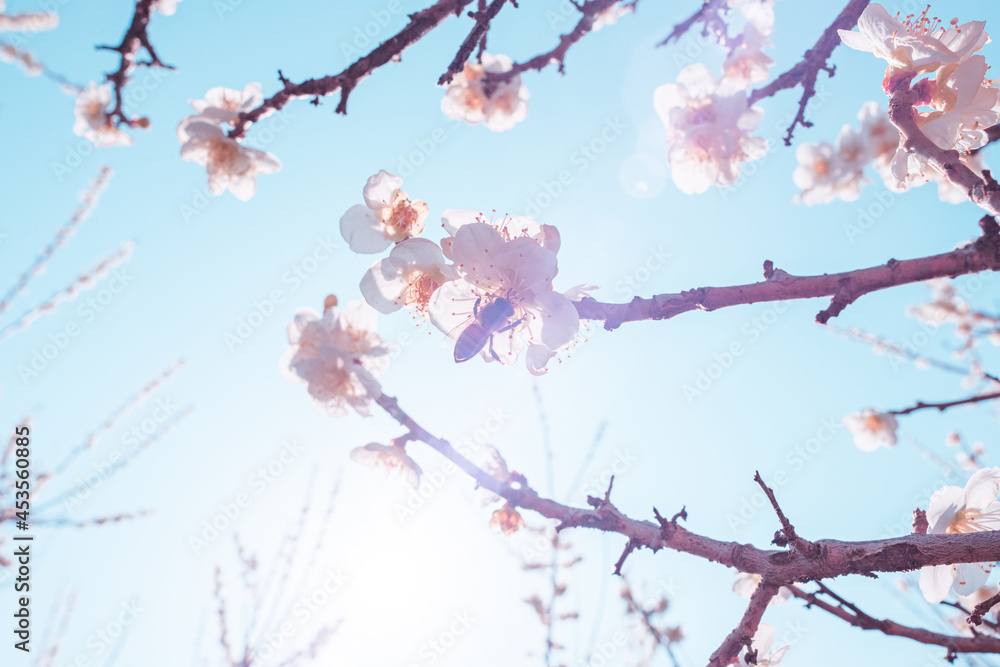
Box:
left=3, top=0, right=1000, bottom=665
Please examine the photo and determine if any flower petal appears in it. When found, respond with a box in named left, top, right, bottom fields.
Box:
left=340, top=204, right=391, bottom=254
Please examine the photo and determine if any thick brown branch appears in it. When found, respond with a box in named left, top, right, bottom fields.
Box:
left=708, top=580, right=778, bottom=667
left=486, top=0, right=631, bottom=84
left=791, top=586, right=1000, bottom=654
left=888, top=87, right=1000, bottom=217
left=438, top=0, right=510, bottom=85
left=374, top=393, right=1000, bottom=584
left=229, top=0, right=474, bottom=138
left=98, top=0, right=174, bottom=127
left=748, top=0, right=870, bottom=145
left=574, top=217, right=1000, bottom=331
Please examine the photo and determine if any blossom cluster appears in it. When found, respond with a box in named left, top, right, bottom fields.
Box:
left=280, top=295, right=392, bottom=418
left=341, top=170, right=583, bottom=376
left=440, top=52, right=530, bottom=132
left=837, top=4, right=1000, bottom=196
left=176, top=83, right=282, bottom=201
left=654, top=0, right=775, bottom=193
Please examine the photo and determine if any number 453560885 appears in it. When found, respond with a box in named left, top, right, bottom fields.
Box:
left=14, top=425, right=30, bottom=524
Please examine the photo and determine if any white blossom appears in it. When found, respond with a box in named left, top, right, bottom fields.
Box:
left=73, top=83, right=133, bottom=148
left=441, top=52, right=529, bottom=132
left=340, top=170, right=429, bottom=254
left=177, top=116, right=281, bottom=201
left=843, top=409, right=898, bottom=452
left=919, top=467, right=1000, bottom=603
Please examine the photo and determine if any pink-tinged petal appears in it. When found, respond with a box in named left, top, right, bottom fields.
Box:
left=927, top=485, right=966, bottom=534
left=388, top=238, right=446, bottom=271
left=245, top=147, right=282, bottom=174
left=564, top=284, right=599, bottom=301
left=362, top=170, right=403, bottom=210
left=340, top=204, right=391, bottom=254
left=920, top=564, right=956, bottom=603
left=227, top=175, right=257, bottom=202
left=838, top=27, right=876, bottom=54
left=526, top=343, right=557, bottom=375
left=240, top=82, right=264, bottom=109
left=286, top=308, right=320, bottom=345
left=855, top=4, right=901, bottom=49
left=676, top=63, right=716, bottom=98
left=964, top=467, right=1000, bottom=510
left=177, top=117, right=223, bottom=143
left=441, top=209, right=485, bottom=236
left=494, top=237, right=557, bottom=294
left=531, top=290, right=579, bottom=350
left=537, top=224, right=561, bottom=253
left=954, top=563, right=991, bottom=596
left=653, top=84, right=684, bottom=123
left=428, top=279, right=478, bottom=339
left=450, top=222, right=507, bottom=287
left=360, top=258, right=406, bottom=314
left=976, top=501, right=1000, bottom=531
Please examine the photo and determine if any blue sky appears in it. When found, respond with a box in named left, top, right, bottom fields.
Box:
left=3, top=0, right=1000, bottom=665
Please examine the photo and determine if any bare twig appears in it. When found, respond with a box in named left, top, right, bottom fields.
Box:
left=791, top=585, right=1000, bottom=655
left=748, top=0, right=870, bottom=145
left=890, top=390, right=1000, bottom=417
left=230, top=0, right=475, bottom=138
left=438, top=0, right=511, bottom=85
left=98, top=0, right=174, bottom=126
left=486, top=0, right=632, bottom=84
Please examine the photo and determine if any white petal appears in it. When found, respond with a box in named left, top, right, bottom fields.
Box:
left=927, top=485, right=966, bottom=534
left=531, top=290, right=579, bottom=350
left=389, top=238, right=446, bottom=271
left=954, top=562, right=991, bottom=596
left=525, top=343, right=557, bottom=375
left=339, top=204, right=391, bottom=254
left=919, top=563, right=957, bottom=603
left=360, top=259, right=406, bottom=314
left=964, top=467, right=1000, bottom=510
left=362, top=170, right=403, bottom=210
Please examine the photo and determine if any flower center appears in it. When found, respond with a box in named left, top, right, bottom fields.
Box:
left=207, top=138, right=242, bottom=171
left=948, top=507, right=1000, bottom=533
left=401, top=272, right=441, bottom=317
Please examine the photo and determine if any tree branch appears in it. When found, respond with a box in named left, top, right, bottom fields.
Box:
left=573, top=216, right=1000, bottom=331
left=97, top=0, right=174, bottom=127
left=486, top=0, right=632, bottom=84
left=791, top=585, right=1000, bottom=655
left=748, top=0, right=870, bottom=145
left=708, top=579, right=778, bottom=667
left=438, top=0, right=511, bottom=85
left=890, top=390, right=1000, bottom=417
left=888, top=86, right=1000, bottom=218
left=229, top=0, right=475, bottom=138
